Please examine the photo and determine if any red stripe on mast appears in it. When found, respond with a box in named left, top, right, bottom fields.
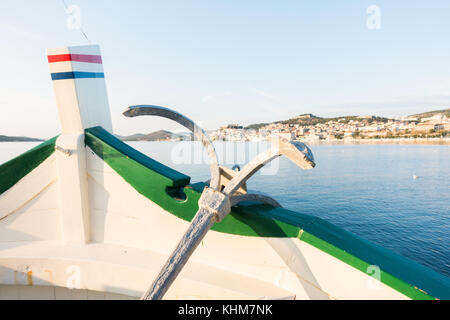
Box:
left=47, top=54, right=102, bottom=64
left=47, top=54, right=71, bottom=63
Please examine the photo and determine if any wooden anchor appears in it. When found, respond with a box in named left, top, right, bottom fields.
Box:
left=123, top=105, right=316, bottom=300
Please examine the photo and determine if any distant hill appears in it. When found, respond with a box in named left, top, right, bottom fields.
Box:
left=118, top=130, right=175, bottom=141
left=246, top=114, right=390, bottom=129
left=246, top=108, right=450, bottom=129
left=410, top=108, right=450, bottom=119
left=0, top=135, right=43, bottom=142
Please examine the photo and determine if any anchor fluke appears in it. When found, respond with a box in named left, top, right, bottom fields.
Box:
left=277, top=139, right=315, bottom=170
left=123, top=105, right=221, bottom=191
left=222, top=137, right=316, bottom=196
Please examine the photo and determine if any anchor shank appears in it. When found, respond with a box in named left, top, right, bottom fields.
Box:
left=142, top=207, right=215, bottom=300
left=142, top=187, right=230, bottom=300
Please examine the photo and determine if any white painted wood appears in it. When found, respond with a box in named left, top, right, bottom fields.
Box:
left=50, top=78, right=84, bottom=134
left=56, top=134, right=90, bottom=244
left=274, top=238, right=408, bottom=300
left=0, top=194, right=61, bottom=242
left=82, top=149, right=408, bottom=300
left=86, top=148, right=191, bottom=254
left=47, top=45, right=113, bottom=134
left=0, top=241, right=295, bottom=300
left=74, top=78, right=113, bottom=132
left=45, top=44, right=115, bottom=245
left=0, top=155, right=57, bottom=220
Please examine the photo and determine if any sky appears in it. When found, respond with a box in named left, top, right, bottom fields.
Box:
left=1, top=0, right=450, bottom=138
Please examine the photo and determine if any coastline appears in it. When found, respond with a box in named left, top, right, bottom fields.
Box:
left=0, top=136, right=43, bottom=142
left=300, top=137, right=450, bottom=145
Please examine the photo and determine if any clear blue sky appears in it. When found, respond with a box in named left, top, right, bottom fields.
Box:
left=1, top=0, right=450, bottom=138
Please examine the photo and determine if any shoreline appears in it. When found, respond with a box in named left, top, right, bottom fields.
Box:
left=300, top=137, right=450, bottom=145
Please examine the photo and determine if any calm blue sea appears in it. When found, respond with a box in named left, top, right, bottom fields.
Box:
left=1, top=142, right=449, bottom=277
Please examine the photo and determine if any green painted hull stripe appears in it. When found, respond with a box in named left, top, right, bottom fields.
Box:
left=239, top=204, right=450, bottom=300
left=85, top=126, right=190, bottom=187
left=84, top=127, right=300, bottom=238
left=0, top=136, right=58, bottom=195
left=299, top=231, right=434, bottom=300
left=84, top=126, right=450, bottom=300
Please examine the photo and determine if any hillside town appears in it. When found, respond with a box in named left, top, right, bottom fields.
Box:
left=210, top=111, right=450, bottom=143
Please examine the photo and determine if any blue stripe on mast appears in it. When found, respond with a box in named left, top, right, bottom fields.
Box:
left=51, top=72, right=105, bottom=80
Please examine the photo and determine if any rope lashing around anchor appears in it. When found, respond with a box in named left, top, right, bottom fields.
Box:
left=198, top=187, right=231, bottom=223
left=55, top=145, right=73, bottom=156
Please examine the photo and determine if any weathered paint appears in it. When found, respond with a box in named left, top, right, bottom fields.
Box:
left=0, top=242, right=299, bottom=300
